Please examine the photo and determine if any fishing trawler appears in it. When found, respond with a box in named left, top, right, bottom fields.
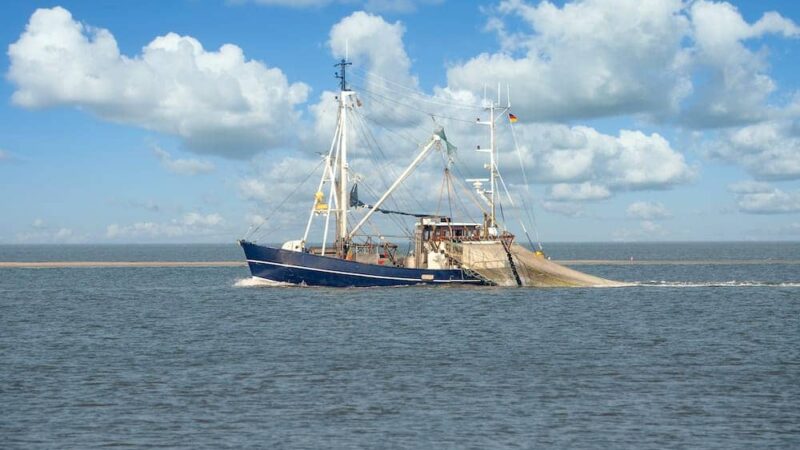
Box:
left=239, top=60, right=621, bottom=288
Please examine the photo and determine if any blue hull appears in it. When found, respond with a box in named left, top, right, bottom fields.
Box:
left=240, top=241, right=484, bottom=287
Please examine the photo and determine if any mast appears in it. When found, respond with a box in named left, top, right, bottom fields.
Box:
left=489, top=102, right=497, bottom=228
left=334, top=59, right=352, bottom=254
left=301, top=59, right=352, bottom=255
left=475, top=85, right=509, bottom=233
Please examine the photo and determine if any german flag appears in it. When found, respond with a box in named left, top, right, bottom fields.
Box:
left=508, top=113, right=518, bottom=123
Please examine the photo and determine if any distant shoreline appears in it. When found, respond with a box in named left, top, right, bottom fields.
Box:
left=1, top=260, right=799, bottom=269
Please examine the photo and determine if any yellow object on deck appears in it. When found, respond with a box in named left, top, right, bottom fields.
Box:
left=314, top=191, right=328, bottom=211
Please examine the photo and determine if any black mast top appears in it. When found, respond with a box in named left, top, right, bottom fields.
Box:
left=335, top=59, right=352, bottom=92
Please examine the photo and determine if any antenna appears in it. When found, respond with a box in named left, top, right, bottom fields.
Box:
left=345, top=39, right=349, bottom=61
left=506, top=84, right=511, bottom=108
left=334, top=58, right=352, bottom=92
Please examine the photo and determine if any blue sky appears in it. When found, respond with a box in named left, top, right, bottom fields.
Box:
left=1, top=0, right=799, bottom=244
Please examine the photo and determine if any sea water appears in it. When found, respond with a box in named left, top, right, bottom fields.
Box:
left=1, top=243, right=799, bottom=448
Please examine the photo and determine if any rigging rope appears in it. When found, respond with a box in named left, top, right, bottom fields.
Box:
left=244, top=158, right=326, bottom=241
left=507, top=120, right=543, bottom=250
left=349, top=107, right=427, bottom=214
left=350, top=69, right=483, bottom=110
left=353, top=84, right=478, bottom=125
left=496, top=170, right=536, bottom=251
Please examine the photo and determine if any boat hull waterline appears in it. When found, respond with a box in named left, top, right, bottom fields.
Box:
left=240, top=241, right=485, bottom=287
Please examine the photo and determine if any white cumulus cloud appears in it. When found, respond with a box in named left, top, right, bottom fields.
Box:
left=515, top=124, right=695, bottom=190
left=728, top=181, right=800, bottom=214
left=626, top=201, right=671, bottom=220
left=448, top=0, right=691, bottom=121
left=446, top=0, right=799, bottom=128
left=541, top=201, right=584, bottom=217
left=327, top=11, right=422, bottom=128
left=242, top=0, right=443, bottom=13
left=708, top=120, right=800, bottom=180
left=152, top=145, right=215, bottom=175
left=685, top=0, right=800, bottom=127
left=547, top=182, right=610, bottom=201
left=239, top=155, right=323, bottom=205
left=8, top=7, right=310, bottom=158
left=106, top=212, right=226, bottom=239
left=16, top=224, right=86, bottom=244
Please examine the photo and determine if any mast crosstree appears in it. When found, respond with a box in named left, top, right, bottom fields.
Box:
left=335, top=59, right=352, bottom=92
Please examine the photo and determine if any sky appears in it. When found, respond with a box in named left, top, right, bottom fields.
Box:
left=1, top=0, right=800, bottom=244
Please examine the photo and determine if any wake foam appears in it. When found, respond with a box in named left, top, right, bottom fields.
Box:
left=637, top=280, right=800, bottom=288
left=233, top=277, right=295, bottom=288
left=231, top=277, right=799, bottom=289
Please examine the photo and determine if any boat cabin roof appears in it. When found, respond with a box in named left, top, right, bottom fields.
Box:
left=418, top=216, right=481, bottom=228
